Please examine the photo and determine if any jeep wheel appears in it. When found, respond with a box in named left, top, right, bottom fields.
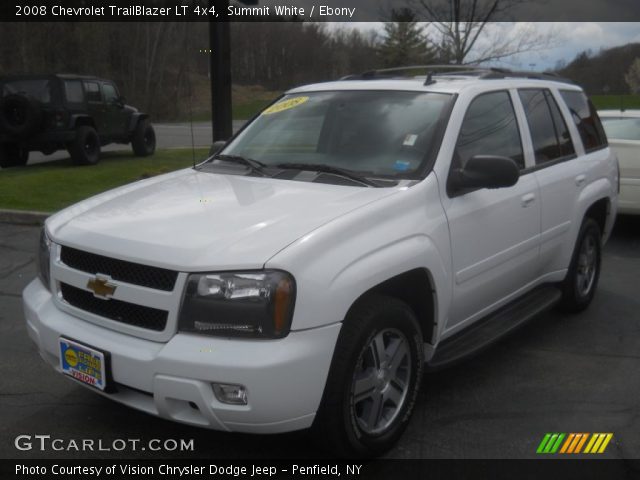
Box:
left=0, top=144, right=29, bottom=168
left=0, top=94, right=43, bottom=136
left=131, top=120, right=156, bottom=157
left=558, top=218, right=602, bottom=313
left=69, top=126, right=100, bottom=165
left=313, top=296, right=423, bottom=457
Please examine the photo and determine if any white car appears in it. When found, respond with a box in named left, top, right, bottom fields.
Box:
left=23, top=67, right=618, bottom=457
left=598, top=109, right=640, bottom=214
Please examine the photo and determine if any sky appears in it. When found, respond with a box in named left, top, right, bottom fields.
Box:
left=340, top=22, right=640, bottom=71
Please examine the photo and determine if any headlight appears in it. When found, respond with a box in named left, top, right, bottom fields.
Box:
left=179, top=270, right=296, bottom=338
left=37, top=228, right=52, bottom=291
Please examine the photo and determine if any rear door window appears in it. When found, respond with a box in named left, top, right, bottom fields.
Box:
left=84, top=82, right=101, bottom=103
left=519, top=89, right=575, bottom=165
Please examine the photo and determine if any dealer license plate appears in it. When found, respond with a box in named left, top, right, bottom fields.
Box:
left=59, top=338, right=107, bottom=391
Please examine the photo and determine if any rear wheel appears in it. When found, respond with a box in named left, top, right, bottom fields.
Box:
left=558, top=218, right=602, bottom=313
left=69, top=126, right=100, bottom=165
left=0, top=143, right=29, bottom=168
left=313, top=296, right=423, bottom=457
left=131, top=119, right=156, bottom=157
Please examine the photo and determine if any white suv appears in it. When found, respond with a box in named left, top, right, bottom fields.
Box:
left=23, top=67, right=618, bottom=457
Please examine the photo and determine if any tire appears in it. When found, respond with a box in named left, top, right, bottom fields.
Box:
left=313, top=296, right=424, bottom=457
left=131, top=120, right=156, bottom=157
left=0, top=94, right=42, bottom=136
left=558, top=218, right=602, bottom=313
left=68, top=126, right=100, bottom=165
left=0, top=143, right=29, bottom=168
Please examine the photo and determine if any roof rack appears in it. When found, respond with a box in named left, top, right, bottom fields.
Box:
left=340, top=65, right=574, bottom=86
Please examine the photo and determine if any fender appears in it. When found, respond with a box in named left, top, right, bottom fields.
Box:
left=559, top=176, right=615, bottom=268
left=127, top=112, right=149, bottom=133
left=265, top=176, right=453, bottom=339
left=69, top=114, right=95, bottom=130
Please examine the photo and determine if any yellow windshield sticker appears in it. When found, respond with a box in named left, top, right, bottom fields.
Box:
left=262, top=96, right=309, bottom=115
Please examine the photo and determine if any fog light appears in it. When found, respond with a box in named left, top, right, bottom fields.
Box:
left=212, top=383, right=248, bottom=405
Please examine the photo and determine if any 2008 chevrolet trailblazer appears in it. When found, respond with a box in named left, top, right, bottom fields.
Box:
left=23, top=66, right=618, bottom=456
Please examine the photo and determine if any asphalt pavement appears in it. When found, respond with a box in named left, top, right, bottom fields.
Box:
left=0, top=217, right=639, bottom=459
left=26, top=121, right=246, bottom=165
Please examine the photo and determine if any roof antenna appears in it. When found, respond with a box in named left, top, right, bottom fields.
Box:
left=185, top=23, right=196, bottom=168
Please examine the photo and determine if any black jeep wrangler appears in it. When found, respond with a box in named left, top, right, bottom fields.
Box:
left=0, top=74, right=156, bottom=168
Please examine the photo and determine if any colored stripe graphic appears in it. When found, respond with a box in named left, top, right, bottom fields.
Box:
left=537, top=433, right=565, bottom=453
left=538, top=433, right=613, bottom=454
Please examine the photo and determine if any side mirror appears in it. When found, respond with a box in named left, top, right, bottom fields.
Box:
left=209, top=140, right=226, bottom=157
left=450, top=155, right=519, bottom=192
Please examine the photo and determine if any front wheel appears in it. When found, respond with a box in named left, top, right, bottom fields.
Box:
left=558, top=218, right=602, bottom=313
left=131, top=120, right=156, bottom=157
left=313, top=296, right=424, bottom=457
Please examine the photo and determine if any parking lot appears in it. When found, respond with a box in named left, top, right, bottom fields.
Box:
left=0, top=217, right=639, bottom=459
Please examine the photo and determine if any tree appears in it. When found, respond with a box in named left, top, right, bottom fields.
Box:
left=413, top=0, right=555, bottom=65
left=625, top=58, right=640, bottom=94
left=377, top=8, right=436, bottom=67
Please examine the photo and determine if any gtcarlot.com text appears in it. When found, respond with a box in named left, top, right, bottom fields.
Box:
left=14, top=434, right=194, bottom=452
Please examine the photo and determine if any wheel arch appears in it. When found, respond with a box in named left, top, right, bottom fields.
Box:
left=128, top=113, right=149, bottom=133
left=345, top=268, right=437, bottom=345
left=71, top=115, right=96, bottom=130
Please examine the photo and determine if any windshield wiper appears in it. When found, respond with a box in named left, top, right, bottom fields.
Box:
left=275, top=162, right=379, bottom=187
left=206, top=154, right=270, bottom=177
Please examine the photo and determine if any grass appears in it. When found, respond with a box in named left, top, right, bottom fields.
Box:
left=171, top=83, right=281, bottom=122
left=590, top=95, right=640, bottom=110
left=0, top=148, right=208, bottom=213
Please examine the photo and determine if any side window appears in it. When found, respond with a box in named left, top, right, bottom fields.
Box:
left=560, top=90, right=608, bottom=151
left=455, top=90, right=524, bottom=170
left=64, top=80, right=84, bottom=104
left=102, top=83, right=118, bottom=103
left=84, top=82, right=101, bottom=103
left=519, top=89, right=575, bottom=165
left=546, top=92, right=575, bottom=158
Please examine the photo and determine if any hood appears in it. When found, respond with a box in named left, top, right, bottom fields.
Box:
left=47, top=169, right=399, bottom=271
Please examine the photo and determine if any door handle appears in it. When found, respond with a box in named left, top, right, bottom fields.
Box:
left=575, top=174, right=586, bottom=187
left=521, top=193, right=536, bottom=207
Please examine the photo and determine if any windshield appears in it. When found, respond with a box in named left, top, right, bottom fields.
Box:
left=222, top=90, right=452, bottom=179
left=1, top=79, right=52, bottom=103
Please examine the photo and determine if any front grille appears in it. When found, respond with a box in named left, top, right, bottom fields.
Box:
left=60, top=246, right=178, bottom=291
left=60, top=283, right=168, bottom=331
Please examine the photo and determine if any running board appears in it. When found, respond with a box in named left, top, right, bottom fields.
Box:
left=428, top=286, right=562, bottom=370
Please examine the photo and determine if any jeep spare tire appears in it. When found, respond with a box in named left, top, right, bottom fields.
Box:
left=0, top=94, right=43, bottom=136
left=132, top=119, right=156, bottom=157
left=69, top=126, right=101, bottom=165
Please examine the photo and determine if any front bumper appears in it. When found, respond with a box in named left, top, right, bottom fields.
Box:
left=23, top=278, right=340, bottom=433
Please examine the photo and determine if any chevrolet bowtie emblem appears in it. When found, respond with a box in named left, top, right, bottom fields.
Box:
left=87, top=274, right=117, bottom=299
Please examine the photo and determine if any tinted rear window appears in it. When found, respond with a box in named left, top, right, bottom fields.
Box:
left=1, top=79, right=51, bottom=103
left=519, top=89, right=575, bottom=165
left=560, top=90, right=608, bottom=151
